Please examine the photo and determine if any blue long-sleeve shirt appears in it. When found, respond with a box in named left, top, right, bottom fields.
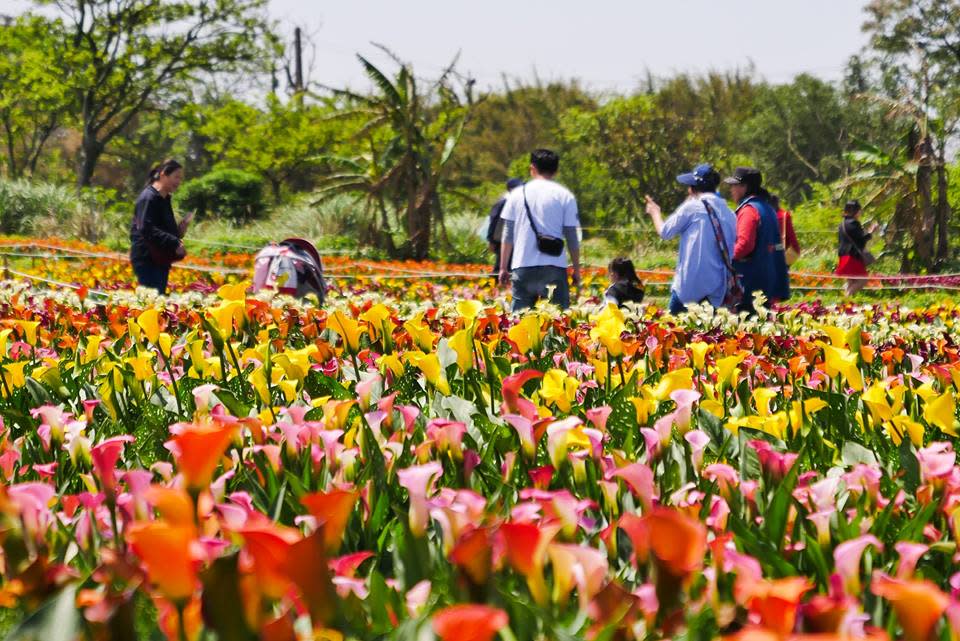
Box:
left=660, top=192, right=737, bottom=307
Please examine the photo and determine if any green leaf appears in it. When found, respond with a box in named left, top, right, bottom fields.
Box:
left=898, top=439, right=920, bottom=494
left=4, top=584, right=80, bottom=641
left=201, top=554, right=256, bottom=641
left=842, top=441, right=878, bottom=466
left=765, top=445, right=804, bottom=552
left=213, top=388, right=251, bottom=418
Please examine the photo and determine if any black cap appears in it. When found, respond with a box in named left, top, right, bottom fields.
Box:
left=506, top=178, right=524, bottom=191
left=723, top=166, right=762, bottom=188
left=844, top=199, right=861, bottom=215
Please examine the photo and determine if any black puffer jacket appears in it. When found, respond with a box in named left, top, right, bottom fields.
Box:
left=838, top=217, right=871, bottom=258
left=130, top=186, right=181, bottom=267
left=604, top=280, right=645, bottom=307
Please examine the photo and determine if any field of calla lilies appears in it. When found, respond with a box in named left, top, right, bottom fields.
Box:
left=0, top=240, right=958, bottom=640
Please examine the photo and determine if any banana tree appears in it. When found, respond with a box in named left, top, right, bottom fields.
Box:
left=313, top=47, right=472, bottom=260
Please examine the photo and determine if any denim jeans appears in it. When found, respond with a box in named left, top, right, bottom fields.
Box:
left=132, top=261, right=170, bottom=295
left=511, top=265, right=569, bottom=312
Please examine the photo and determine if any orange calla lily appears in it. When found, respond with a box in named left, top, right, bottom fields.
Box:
left=144, top=486, right=196, bottom=529
left=128, top=521, right=197, bottom=602
left=166, top=421, right=237, bottom=491
left=743, top=577, right=812, bottom=637
left=238, top=523, right=301, bottom=599
left=300, top=489, right=358, bottom=553
left=433, top=604, right=508, bottom=641
left=871, top=572, right=948, bottom=641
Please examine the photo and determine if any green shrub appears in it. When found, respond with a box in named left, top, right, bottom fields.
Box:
left=177, top=168, right=266, bottom=223
left=0, top=178, right=80, bottom=234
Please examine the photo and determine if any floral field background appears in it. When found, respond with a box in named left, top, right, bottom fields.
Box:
left=0, top=238, right=955, bottom=641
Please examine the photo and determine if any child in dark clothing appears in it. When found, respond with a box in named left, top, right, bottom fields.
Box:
left=604, top=257, right=645, bottom=307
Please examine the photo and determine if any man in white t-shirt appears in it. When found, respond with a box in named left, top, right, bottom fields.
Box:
left=497, top=149, right=582, bottom=312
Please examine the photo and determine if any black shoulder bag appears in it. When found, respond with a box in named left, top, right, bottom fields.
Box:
left=523, top=186, right=565, bottom=257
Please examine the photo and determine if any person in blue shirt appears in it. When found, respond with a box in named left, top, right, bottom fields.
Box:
left=644, top=163, right=737, bottom=314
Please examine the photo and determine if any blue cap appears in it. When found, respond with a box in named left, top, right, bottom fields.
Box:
left=677, top=163, right=718, bottom=189
left=506, top=177, right=524, bottom=190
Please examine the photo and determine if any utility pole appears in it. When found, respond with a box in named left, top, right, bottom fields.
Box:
left=293, top=26, right=304, bottom=103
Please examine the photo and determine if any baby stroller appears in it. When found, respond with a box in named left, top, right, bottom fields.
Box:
left=251, top=238, right=326, bottom=305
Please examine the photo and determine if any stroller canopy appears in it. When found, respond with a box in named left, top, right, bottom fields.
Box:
left=251, top=238, right=326, bottom=305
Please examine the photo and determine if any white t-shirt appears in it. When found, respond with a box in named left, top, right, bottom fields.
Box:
left=500, top=178, right=580, bottom=269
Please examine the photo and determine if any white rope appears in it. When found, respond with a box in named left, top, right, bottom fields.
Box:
left=3, top=268, right=109, bottom=297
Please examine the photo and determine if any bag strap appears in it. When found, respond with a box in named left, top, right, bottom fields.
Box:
left=522, top=185, right=543, bottom=238
left=702, top=198, right=736, bottom=276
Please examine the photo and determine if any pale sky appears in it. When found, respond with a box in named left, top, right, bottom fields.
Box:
left=1, top=0, right=871, bottom=92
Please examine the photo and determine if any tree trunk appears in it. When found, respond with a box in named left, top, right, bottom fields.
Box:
left=935, top=144, right=950, bottom=268
left=408, top=200, right=432, bottom=260
left=913, top=133, right=935, bottom=270
left=77, top=136, right=104, bottom=189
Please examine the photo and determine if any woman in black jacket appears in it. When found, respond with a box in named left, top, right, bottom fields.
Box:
left=835, top=200, right=878, bottom=297
left=130, top=159, right=192, bottom=294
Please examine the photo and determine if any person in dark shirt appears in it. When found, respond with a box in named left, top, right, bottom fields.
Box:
left=486, top=177, right=523, bottom=277
left=835, top=199, right=878, bottom=297
left=603, top=257, right=645, bottom=308
left=130, top=159, right=192, bottom=294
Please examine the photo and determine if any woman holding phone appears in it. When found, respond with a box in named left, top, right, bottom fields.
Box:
left=130, top=159, right=193, bottom=294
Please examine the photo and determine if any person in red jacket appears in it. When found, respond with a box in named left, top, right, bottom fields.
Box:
left=771, top=194, right=801, bottom=264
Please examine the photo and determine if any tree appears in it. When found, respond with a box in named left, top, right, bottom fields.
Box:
left=0, top=16, right=73, bottom=179
left=556, top=94, right=708, bottom=227
left=315, top=50, right=472, bottom=260
left=856, top=0, right=960, bottom=270
left=739, top=75, right=851, bottom=201
left=197, top=95, right=340, bottom=200
left=34, top=0, right=277, bottom=188
left=450, top=80, right=596, bottom=192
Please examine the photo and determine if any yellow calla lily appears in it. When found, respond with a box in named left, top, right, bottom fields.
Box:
left=328, top=310, right=363, bottom=355
left=16, top=320, right=40, bottom=346
left=217, top=282, right=248, bottom=302
left=404, top=351, right=450, bottom=395
left=649, top=368, right=694, bottom=402
left=752, top=387, right=778, bottom=417
left=590, top=315, right=626, bottom=359
left=378, top=352, right=405, bottom=377
left=823, top=345, right=863, bottom=391
left=359, top=304, right=396, bottom=343
left=630, top=396, right=656, bottom=424
left=715, top=354, right=745, bottom=391
left=887, top=415, right=924, bottom=447
left=83, top=335, right=102, bottom=365
left=689, top=341, right=711, bottom=370
left=923, top=388, right=958, bottom=436
left=862, top=383, right=895, bottom=423
left=448, top=328, right=476, bottom=373
left=1, top=361, right=27, bottom=392
left=157, top=333, right=173, bottom=359
left=136, top=308, right=161, bottom=345
left=124, top=353, right=155, bottom=381
left=273, top=345, right=318, bottom=381
left=403, top=314, right=436, bottom=352
left=701, top=399, right=725, bottom=418
left=541, top=369, right=579, bottom=413
left=209, top=300, right=245, bottom=340
left=456, top=300, right=484, bottom=326
left=821, top=325, right=848, bottom=347
left=0, top=328, right=12, bottom=356
left=507, top=314, right=543, bottom=355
